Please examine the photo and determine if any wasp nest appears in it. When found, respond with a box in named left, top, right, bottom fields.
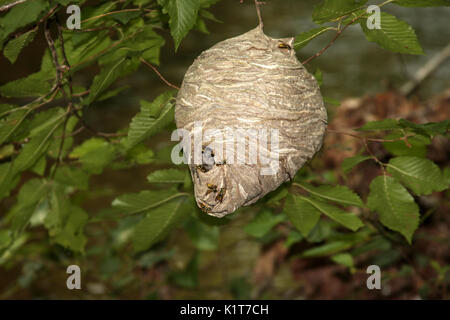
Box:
left=175, top=26, right=327, bottom=218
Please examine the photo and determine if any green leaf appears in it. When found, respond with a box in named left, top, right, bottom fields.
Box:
left=126, top=91, right=175, bottom=149
left=357, top=118, right=400, bottom=131
left=0, top=108, right=31, bottom=145
left=300, top=196, right=364, bottom=231
left=112, top=189, right=185, bottom=215
left=69, top=138, right=116, bottom=174
left=12, top=116, right=63, bottom=175
left=45, top=184, right=71, bottom=235
left=0, top=0, right=48, bottom=43
left=54, top=166, right=90, bottom=190
left=314, top=68, right=323, bottom=86
left=301, top=240, right=354, bottom=257
left=387, top=157, right=448, bottom=195
left=185, top=217, right=219, bottom=250
left=367, top=175, right=420, bottom=243
left=53, top=206, right=89, bottom=253
left=312, top=0, right=367, bottom=24
left=284, top=195, right=321, bottom=237
left=158, top=0, right=201, bottom=49
left=266, top=187, right=289, bottom=206
left=244, top=210, right=286, bottom=238
left=126, top=25, right=165, bottom=65
left=147, top=168, right=187, bottom=183
left=394, top=0, right=450, bottom=7
left=85, top=57, right=138, bottom=104
left=331, top=253, right=355, bottom=271
left=0, top=71, right=53, bottom=98
left=284, top=230, right=303, bottom=248
left=0, top=162, right=18, bottom=200
left=3, top=29, right=36, bottom=64
left=383, top=132, right=431, bottom=157
left=295, top=182, right=364, bottom=207
left=0, top=230, right=12, bottom=250
left=342, top=155, right=371, bottom=173
left=10, top=178, right=49, bottom=234
left=132, top=197, right=190, bottom=252
left=294, top=27, right=333, bottom=50
left=360, top=12, right=424, bottom=55
left=398, top=119, right=449, bottom=137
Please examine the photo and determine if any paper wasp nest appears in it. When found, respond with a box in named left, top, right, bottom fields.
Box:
left=175, top=26, right=327, bottom=218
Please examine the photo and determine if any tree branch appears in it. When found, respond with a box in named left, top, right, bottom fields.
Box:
left=0, top=0, right=26, bottom=13
left=139, top=58, right=180, bottom=90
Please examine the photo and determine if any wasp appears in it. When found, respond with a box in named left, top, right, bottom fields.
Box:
left=198, top=200, right=212, bottom=213
left=195, top=164, right=208, bottom=173
left=206, top=183, right=217, bottom=195
left=215, top=187, right=226, bottom=203
left=277, top=41, right=291, bottom=50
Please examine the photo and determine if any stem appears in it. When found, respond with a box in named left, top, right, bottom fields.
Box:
left=140, top=58, right=180, bottom=90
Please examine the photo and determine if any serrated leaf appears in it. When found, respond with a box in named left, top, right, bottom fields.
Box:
left=112, top=189, right=184, bottom=215
left=394, top=0, right=449, bottom=7
left=294, top=27, right=333, bottom=50
left=0, top=0, right=48, bottom=43
left=158, top=0, right=201, bottom=49
left=85, top=57, right=138, bottom=104
left=383, top=132, right=430, bottom=157
left=387, top=156, right=448, bottom=195
left=127, top=91, right=175, bottom=149
left=244, top=210, right=286, bottom=238
left=357, top=118, right=400, bottom=131
left=367, top=175, right=419, bottom=243
left=398, top=119, right=449, bottom=137
left=0, top=108, right=31, bottom=145
left=300, top=196, right=364, bottom=231
left=284, top=195, right=321, bottom=237
left=313, top=0, right=367, bottom=24
left=360, top=12, right=424, bottom=55
left=12, top=116, right=64, bottom=175
left=147, top=168, right=187, bottom=183
left=296, top=182, right=364, bottom=207
left=3, top=29, right=36, bottom=63
left=342, top=155, right=371, bottom=173
left=0, top=71, right=53, bottom=98
left=70, top=138, right=116, bottom=174
left=133, top=197, right=189, bottom=253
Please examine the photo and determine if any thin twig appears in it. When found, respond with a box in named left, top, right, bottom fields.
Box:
left=240, top=0, right=265, bottom=27
left=327, top=129, right=415, bottom=143
left=5, top=4, right=58, bottom=42
left=0, top=0, right=26, bottom=13
left=140, top=58, right=180, bottom=90
left=303, top=0, right=396, bottom=65
left=81, top=8, right=153, bottom=23
left=302, top=12, right=363, bottom=65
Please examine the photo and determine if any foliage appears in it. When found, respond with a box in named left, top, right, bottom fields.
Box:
left=0, top=0, right=448, bottom=299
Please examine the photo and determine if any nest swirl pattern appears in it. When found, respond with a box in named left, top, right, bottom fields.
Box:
left=175, top=26, right=327, bottom=217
